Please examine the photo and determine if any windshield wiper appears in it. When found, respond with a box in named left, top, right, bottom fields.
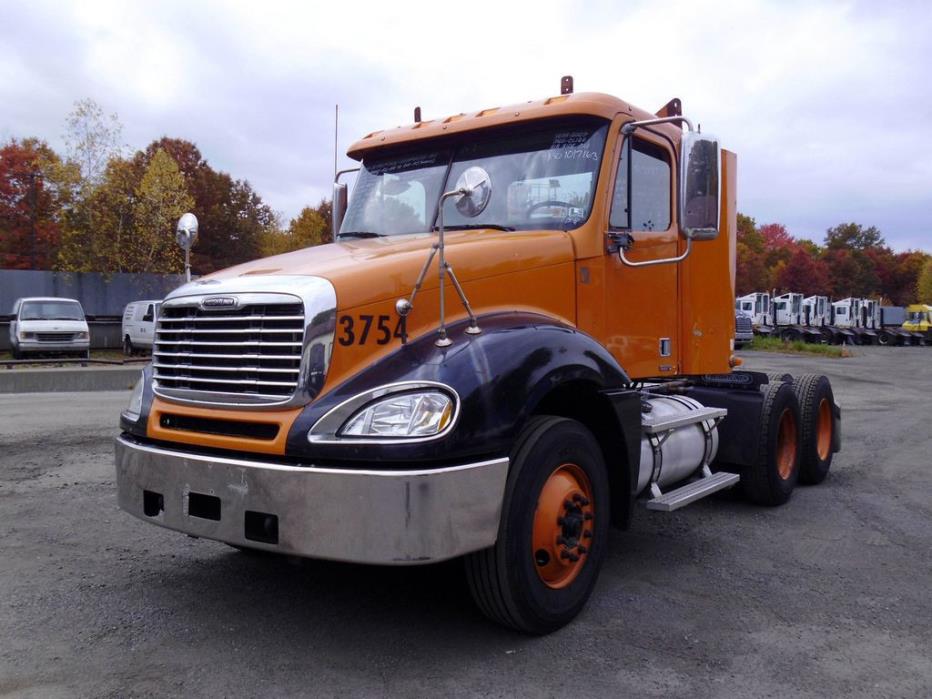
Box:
left=339, top=231, right=385, bottom=239
left=435, top=223, right=516, bottom=232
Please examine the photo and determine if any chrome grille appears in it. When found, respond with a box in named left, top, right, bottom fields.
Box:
left=153, top=301, right=305, bottom=402
left=736, top=316, right=753, bottom=333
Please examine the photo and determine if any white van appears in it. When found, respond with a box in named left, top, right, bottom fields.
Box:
left=9, top=297, right=91, bottom=359
left=121, top=300, right=162, bottom=355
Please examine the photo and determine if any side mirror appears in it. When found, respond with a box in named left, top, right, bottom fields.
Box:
left=332, top=182, right=348, bottom=239
left=679, top=132, right=720, bottom=240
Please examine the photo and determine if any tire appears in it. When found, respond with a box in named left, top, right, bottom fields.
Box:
left=11, top=346, right=22, bottom=360
left=787, top=374, right=835, bottom=485
left=877, top=332, right=890, bottom=346
left=742, top=381, right=801, bottom=506
left=464, top=416, right=611, bottom=635
left=123, top=336, right=133, bottom=356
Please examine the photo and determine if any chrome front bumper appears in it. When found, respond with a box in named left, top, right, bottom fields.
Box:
left=114, top=436, right=509, bottom=565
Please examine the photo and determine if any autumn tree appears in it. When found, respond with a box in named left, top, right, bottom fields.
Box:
left=64, top=98, right=123, bottom=189
left=130, top=149, right=193, bottom=273
left=776, top=248, right=831, bottom=295
left=58, top=157, right=143, bottom=272
left=917, top=257, right=932, bottom=304
left=0, top=138, right=79, bottom=269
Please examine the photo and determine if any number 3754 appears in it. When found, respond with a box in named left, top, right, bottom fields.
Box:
left=337, top=314, right=404, bottom=346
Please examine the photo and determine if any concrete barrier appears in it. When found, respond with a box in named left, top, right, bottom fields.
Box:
left=0, top=366, right=142, bottom=394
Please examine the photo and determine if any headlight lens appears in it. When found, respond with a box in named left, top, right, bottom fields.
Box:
left=123, top=374, right=145, bottom=422
left=75, top=331, right=89, bottom=340
left=19, top=331, right=34, bottom=340
left=340, top=391, right=454, bottom=438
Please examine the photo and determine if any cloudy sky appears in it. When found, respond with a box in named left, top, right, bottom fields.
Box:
left=2, top=0, right=929, bottom=250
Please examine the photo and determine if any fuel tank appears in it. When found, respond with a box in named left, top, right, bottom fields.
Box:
left=636, top=395, right=720, bottom=494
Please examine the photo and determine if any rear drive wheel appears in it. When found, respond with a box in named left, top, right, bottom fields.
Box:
left=787, top=374, right=836, bottom=485
left=465, top=416, right=610, bottom=635
left=742, top=381, right=801, bottom=506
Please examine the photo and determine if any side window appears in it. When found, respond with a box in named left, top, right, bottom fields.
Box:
left=142, top=304, right=154, bottom=322
left=610, top=138, right=672, bottom=231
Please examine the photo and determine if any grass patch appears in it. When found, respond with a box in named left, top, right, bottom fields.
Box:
left=745, top=335, right=850, bottom=358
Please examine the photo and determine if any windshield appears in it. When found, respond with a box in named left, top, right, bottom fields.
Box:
left=20, top=300, right=84, bottom=321
left=341, top=118, right=609, bottom=237
left=907, top=311, right=928, bottom=323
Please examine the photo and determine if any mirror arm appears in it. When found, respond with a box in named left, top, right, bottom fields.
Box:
left=617, top=236, right=693, bottom=268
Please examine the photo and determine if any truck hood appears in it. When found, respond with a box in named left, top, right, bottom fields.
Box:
left=196, top=229, right=574, bottom=310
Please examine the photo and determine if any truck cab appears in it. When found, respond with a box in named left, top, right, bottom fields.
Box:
left=802, top=295, right=829, bottom=327
left=736, top=292, right=773, bottom=330
left=773, top=293, right=803, bottom=326
left=114, top=86, right=841, bottom=634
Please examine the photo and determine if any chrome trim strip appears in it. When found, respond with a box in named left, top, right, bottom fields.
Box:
left=307, top=381, right=461, bottom=445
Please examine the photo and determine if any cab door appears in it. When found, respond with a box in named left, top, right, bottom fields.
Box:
left=602, top=129, right=679, bottom=379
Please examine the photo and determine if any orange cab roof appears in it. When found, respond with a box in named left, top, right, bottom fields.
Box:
left=345, top=91, right=667, bottom=161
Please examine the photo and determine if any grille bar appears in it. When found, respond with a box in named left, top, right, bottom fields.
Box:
left=153, top=362, right=300, bottom=374
left=153, top=299, right=305, bottom=402
left=158, top=314, right=304, bottom=323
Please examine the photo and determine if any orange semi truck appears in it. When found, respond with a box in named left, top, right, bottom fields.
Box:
left=115, top=81, right=841, bottom=634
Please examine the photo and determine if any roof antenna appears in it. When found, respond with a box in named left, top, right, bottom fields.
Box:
left=333, top=104, right=339, bottom=180
left=561, top=75, right=574, bottom=95
left=414, top=106, right=422, bottom=123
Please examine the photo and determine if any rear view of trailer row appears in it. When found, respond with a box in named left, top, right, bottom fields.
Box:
left=736, top=292, right=931, bottom=346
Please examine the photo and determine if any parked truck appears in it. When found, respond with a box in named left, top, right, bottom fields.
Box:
left=115, top=84, right=842, bottom=634
left=735, top=292, right=773, bottom=332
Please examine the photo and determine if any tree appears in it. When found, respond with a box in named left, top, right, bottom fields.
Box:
left=824, top=222, right=885, bottom=251
left=259, top=206, right=328, bottom=257
left=776, top=248, right=831, bottom=295
left=0, top=138, right=78, bottom=269
left=130, top=149, right=193, bottom=273
left=917, top=257, right=932, bottom=304
left=57, top=156, right=143, bottom=272
left=64, top=98, right=123, bottom=189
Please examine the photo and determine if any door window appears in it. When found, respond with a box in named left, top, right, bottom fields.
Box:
left=142, top=304, right=154, bottom=322
left=609, top=138, right=672, bottom=231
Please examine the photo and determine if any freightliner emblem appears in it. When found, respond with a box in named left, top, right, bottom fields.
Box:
left=201, top=296, right=238, bottom=310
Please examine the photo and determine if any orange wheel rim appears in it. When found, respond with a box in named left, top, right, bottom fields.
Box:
left=532, top=463, right=594, bottom=589
left=816, top=398, right=832, bottom=460
left=776, top=408, right=798, bottom=480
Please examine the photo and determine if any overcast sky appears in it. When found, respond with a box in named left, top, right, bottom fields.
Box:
left=1, top=0, right=929, bottom=250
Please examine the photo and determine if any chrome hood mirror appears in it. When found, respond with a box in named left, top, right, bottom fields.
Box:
left=453, top=166, right=492, bottom=218
left=175, top=212, right=199, bottom=249
left=679, top=132, right=720, bottom=240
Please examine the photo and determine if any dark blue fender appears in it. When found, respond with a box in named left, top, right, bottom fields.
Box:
left=286, top=312, right=635, bottom=469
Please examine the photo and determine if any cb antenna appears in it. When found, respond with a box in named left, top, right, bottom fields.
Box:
left=333, top=104, right=339, bottom=180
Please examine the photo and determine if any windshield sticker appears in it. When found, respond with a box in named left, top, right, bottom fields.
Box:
left=547, top=130, right=600, bottom=161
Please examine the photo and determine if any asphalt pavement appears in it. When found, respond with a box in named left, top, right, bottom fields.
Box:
left=1, top=347, right=930, bottom=697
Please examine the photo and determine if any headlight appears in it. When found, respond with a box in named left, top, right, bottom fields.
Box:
left=19, top=331, right=34, bottom=340
left=75, top=331, right=89, bottom=340
left=122, top=374, right=145, bottom=422
left=340, top=391, right=454, bottom=438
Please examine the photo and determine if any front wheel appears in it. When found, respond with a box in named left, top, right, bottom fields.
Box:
left=465, top=416, right=610, bottom=635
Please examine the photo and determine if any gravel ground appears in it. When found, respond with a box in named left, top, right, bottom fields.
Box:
left=1, top=347, right=930, bottom=698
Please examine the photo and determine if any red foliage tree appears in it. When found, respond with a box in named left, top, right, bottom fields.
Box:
left=776, top=248, right=831, bottom=295
left=0, top=139, right=74, bottom=269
